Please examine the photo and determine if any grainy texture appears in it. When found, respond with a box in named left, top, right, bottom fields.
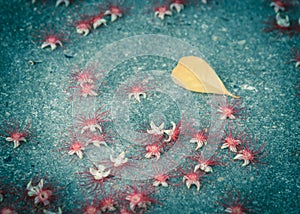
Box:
left=0, top=0, right=299, bottom=213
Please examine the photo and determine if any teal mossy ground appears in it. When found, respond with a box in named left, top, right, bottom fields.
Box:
left=0, top=0, right=299, bottom=213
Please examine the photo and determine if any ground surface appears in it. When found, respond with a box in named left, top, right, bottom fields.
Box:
left=0, top=0, right=299, bottom=213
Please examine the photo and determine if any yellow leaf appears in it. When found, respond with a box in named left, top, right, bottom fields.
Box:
left=171, top=56, right=239, bottom=98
